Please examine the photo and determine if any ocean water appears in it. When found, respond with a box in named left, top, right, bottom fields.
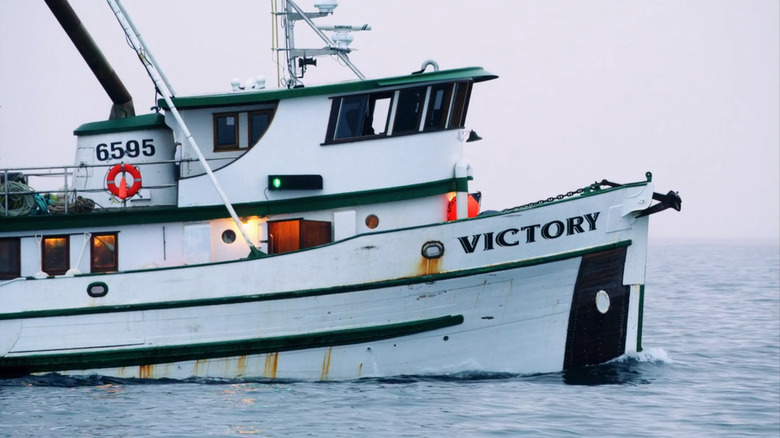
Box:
left=1, top=241, right=778, bottom=437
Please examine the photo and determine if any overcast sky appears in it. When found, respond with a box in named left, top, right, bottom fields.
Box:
left=0, top=0, right=778, bottom=242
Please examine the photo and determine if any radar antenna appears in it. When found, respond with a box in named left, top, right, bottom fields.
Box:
left=274, top=0, right=370, bottom=88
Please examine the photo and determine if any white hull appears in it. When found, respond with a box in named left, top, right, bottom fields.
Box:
left=1, top=184, right=652, bottom=380
left=1, top=1, right=680, bottom=380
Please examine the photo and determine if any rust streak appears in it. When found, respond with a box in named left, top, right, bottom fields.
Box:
left=194, top=359, right=207, bottom=377
left=264, top=352, right=279, bottom=379
left=236, top=355, right=248, bottom=377
left=320, top=347, right=332, bottom=381
left=417, top=257, right=441, bottom=276
left=138, top=364, right=153, bottom=379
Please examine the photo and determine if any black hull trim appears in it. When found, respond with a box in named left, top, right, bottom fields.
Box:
left=564, top=247, right=629, bottom=369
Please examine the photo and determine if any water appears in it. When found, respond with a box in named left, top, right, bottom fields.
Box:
left=1, top=241, right=778, bottom=437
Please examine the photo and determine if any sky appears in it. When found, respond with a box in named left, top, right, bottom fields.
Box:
left=0, top=0, right=778, bottom=242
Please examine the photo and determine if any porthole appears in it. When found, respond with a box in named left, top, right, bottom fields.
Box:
left=365, top=214, right=379, bottom=229
left=595, top=290, right=611, bottom=314
left=87, top=281, right=109, bottom=298
left=221, top=230, right=237, bottom=244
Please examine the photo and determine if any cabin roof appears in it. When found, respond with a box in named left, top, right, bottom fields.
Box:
left=159, top=66, right=497, bottom=110
left=73, top=113, right=167, bottom=136
left=71, top=67, right=497, bottom=135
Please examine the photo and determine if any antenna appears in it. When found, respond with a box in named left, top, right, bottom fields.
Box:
left=274, top=0, right=369, bottom=88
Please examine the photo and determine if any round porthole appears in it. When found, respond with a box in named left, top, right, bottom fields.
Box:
left=221, top=229, right=237, bottom=244
left=365, top=214, right=379, bottom=229
left=421, top=241, right=445, bottom=259
left=595, top=290, right=611, bottom=314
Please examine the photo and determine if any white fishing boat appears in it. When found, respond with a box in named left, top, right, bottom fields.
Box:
left=0, top=0, right=680, bottom=380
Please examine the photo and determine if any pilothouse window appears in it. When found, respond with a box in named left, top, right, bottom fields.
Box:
left=423, top=84, right=454, bottom=131
left=324, top=81, right=473, bottom=144
left=334, top=95, right=367, bottom=140
left=393, top=87, right=426, bottom=134
left=449, top=82, right=472, bottom=128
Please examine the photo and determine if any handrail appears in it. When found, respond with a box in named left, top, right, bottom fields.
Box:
left=0, top=158, right=204, bottom=217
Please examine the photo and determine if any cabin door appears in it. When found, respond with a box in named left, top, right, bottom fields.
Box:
left=267, top=219, right=332, bottom=254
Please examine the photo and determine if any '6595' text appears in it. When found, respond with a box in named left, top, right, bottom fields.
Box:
left=96, top=139, right=156, bottom=161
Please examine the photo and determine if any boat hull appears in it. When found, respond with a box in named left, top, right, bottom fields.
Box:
left=0, top=183, right=653, bottom=380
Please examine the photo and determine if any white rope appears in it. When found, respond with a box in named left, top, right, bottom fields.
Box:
left=0, top=181, right=35, bottom=217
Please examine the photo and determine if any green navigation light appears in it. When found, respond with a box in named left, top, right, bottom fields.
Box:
left=267, top=174, right=323, bottom=191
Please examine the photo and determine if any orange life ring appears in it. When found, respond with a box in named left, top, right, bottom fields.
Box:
left=106, top=163, right=142, bottom=200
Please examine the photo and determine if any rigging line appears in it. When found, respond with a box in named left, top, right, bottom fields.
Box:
left=107, top=0, right=263, bottom=259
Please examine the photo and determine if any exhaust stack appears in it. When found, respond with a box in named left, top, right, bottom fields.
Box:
left=45, top=0, right=135, bottom=119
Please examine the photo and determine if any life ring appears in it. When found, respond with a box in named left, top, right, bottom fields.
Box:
left=106, top=163, right=142, bottom=200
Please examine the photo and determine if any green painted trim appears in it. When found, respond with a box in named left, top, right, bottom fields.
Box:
left=73, top=114, right=168, bottom=136
left=1, top=241, right=631, bottom=321
left=160, top=67, right=497, bottom=109
left=455, top=178, right=469, bottom=192
left=637, top=284, right=645, bottom=352
left=0, top=314, right=463, bottom=375
left=0, top=178, right=463, bottom=232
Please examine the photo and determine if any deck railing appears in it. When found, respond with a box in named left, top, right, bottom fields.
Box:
left=0, top=159, right=223, bottom=217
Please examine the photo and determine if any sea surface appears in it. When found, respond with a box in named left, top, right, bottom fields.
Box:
left=1, top=240, right=778, bottom=437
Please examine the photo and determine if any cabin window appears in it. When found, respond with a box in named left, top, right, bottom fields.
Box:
left=333, top=95, right=366, bottom=140
left=392, top=87, right=426, bottom=134
left=0, top=237, right=21, bottom=280
left=328, top=91, right=393, bottom=142
left=214, top=113, right=239, bottom=150
left=449, top=82, right=472, bottom=128
left=42, top=236, right=69, bottom=276
left=91, top=233, right=118, bottom=273
left=423, top=84, right=454, bottom=131
left=249, top=110, right=274, bottom=145
left=324, top=81, right=473, bottom=144
left=367, top=93, right=392, bottom=136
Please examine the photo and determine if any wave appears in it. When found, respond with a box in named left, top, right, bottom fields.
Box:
left=609, top=346, right=674, bottom=365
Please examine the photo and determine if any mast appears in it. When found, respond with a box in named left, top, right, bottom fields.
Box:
left=275, top=0, right=369, bottom=88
